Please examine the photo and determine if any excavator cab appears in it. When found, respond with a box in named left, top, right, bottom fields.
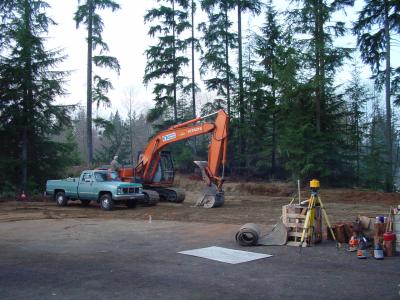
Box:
left=151, top=151, right=175, bottom=185
left=138, top=151, right=175, bottom=186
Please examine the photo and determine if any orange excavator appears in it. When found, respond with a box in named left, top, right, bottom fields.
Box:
left=118, top=109, right=228, bottom=208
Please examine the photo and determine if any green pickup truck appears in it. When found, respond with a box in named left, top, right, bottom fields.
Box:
left=45, top=170, right=145, bottom=211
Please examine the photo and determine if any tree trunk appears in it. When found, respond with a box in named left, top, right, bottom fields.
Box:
left=314, top=0, right=321, bottom=132
left=224, top=2, right=230, bottom=116
left=21, top=128, right=28, bottom=190
left=21, top=0, right=31, bottom=190
left=355, top=103, right=360, bottom=185
left=129, top=96, right=135, bottom=165
left=237, top=0, right=246, bottom=173
left=384, top=0, right=393, bottom=192
left=237, top=0, right=244, bottom=125
left=191, top=0, right=197, bottom=154
left=172, top=0, right=178, bottom=122
left=86, top=0, right=93, bottom=165
left=271, top=87, right=277, bottom=176
left=191, top=0, right=196, bottom=118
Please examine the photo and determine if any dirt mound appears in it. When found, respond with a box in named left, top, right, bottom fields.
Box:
left=322, top=188, right=400, bottom=205
left=175, top=175, right=296, bottom=196
left=224, top=182, right=295, bottom=197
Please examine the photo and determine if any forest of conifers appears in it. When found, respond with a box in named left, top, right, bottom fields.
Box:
left=1, top=0, right=399, bottom=196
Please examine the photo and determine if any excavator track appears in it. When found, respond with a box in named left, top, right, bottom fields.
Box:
left=154, top=187, right=185, bottom=203
left=141, top=189, right=159, bottom=206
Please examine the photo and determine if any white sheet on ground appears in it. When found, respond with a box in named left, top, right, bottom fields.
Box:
left=178, top=246, right=272, bottom=264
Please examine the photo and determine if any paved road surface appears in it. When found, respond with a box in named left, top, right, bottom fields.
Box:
left=0, top=219, right=399, bottom=299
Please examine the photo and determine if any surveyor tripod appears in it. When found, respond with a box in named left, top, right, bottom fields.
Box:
left=299, top=180, right=337, bottom=247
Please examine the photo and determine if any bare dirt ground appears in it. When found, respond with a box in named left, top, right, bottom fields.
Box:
left=1, top=176, right=400, bottom=299
left=1, top=176, right=399, bottom=225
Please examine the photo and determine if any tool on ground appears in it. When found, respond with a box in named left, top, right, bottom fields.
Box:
left=299, top=179, right=337, bottom=248
left=348, top=234, right=358, bottom=252
left=373, top=243, right=384, bottom=260
left=235, top=222, right=287, bottom=246
left=297, top=179, right=301, bottom=204
left=235, top=195, right=300, bottom=247
left=357, top=236, right=368, bottom=259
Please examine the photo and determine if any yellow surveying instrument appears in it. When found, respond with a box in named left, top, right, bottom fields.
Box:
left=299, top=179, right=337, bottom=247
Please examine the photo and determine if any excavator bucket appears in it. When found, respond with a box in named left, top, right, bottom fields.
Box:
left=194, top=161, right=224, bottom=208
left=196, top=184, right=225, bottom=208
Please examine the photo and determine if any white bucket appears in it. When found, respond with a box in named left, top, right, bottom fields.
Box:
left=394, top=215, right=400, bottom=233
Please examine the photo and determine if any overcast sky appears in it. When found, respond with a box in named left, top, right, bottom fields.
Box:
left=45, top=0, right=398, bottom=119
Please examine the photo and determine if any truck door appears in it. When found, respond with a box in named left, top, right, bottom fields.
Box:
left=79, top=172, right=94, bottom=199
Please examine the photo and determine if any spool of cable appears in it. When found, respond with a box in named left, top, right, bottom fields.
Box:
left=235, top=223, right=261, bottom=246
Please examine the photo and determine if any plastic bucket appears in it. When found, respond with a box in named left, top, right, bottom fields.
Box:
left=383, top=232, right=395, bottom=241
left=394, top=215, right=400, bottom=234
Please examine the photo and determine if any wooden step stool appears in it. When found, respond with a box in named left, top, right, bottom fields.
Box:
left=282, top=204, right=322, bottom=247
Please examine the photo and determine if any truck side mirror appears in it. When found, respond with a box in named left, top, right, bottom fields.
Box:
left=85, top=178, right=91, bottom=183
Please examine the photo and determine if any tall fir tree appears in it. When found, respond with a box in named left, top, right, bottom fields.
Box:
left=285, top=0, right=354, bottom=181
left=353, top=0, right=400, bottom=191
left=362, top=99, right=387, bottom=190
left=235, top=0, right=261, bottom=168
left=190, top=0, right=201, bottom=118
left=0, top=0, right=72, bottom=191
left=199, top=0, right=237, bottom=116
left=288, top=0, right=354, bottom=132
left=250, top=0, right=288, bottom=177
left=74, top=0, right=120, bottom=164
left=94, top=111, right=130, bottom=163
left=144, top=0, right=191, bottom=123
left=343, top=60, right=371, bottom=184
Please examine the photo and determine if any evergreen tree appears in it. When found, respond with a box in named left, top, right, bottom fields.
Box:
left=236, top=0, right=261, bottom=135
left=285, top=0, right=354, bottom=181
left=190, top=0, right=201, bottom=118
left=249, top=1, right=289, bottom=177
left=242, top=35, right=269, bottom=176
left=74, top=0, right=121, bottom=164
left=94, top=111, right=130, bottom=163
left=353, top=0, right=400, bottom=191
left=144, top=0, right=191, bottom=123
left=199, top=0, right=237, bottom=115
left=0, top=0, right=72, bottom=191
left=288, top=0, right=354, bottom=132
left=361, top=100, right=387, bottom=190
left=343, top=60, right=371, bottom=184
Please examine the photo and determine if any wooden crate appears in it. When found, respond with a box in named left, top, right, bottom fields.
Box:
left=282, top=204, right=322, bottom=247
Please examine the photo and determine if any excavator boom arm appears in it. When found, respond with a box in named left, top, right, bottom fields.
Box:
left=138, top=110, right=228, bottom=188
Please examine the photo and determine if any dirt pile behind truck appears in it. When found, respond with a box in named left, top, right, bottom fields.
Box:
left=1, top=174, right=399, bottom=225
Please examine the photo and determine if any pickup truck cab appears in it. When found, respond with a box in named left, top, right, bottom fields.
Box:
left=45, top=170, right=145, bottom=211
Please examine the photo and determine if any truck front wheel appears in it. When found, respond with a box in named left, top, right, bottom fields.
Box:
left=55, top=191, right=68, bottom=207
left=100, top=194, right=113, bottom=211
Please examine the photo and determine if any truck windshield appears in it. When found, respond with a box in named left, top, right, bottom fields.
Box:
left=94, top=171, right=120, bottom=182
